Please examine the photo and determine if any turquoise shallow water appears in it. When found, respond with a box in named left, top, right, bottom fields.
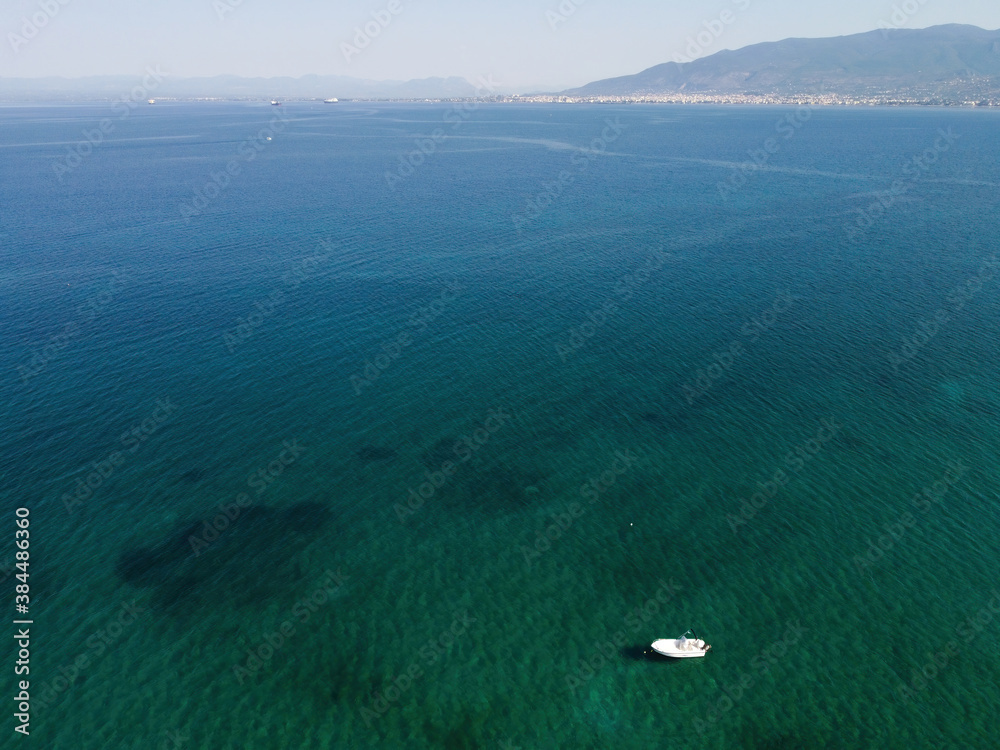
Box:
left=1, top=102, right=999, bottom=748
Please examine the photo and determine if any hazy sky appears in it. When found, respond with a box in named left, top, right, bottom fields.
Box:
left=4, top=0, right=1000, bottom=90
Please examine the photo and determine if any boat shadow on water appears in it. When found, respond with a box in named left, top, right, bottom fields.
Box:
left=621, top=645, right=689, bottom=664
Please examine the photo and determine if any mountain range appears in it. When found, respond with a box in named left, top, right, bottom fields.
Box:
left=564, top=24, right=1000, bottom=100
left=1, top=25, right=998, bottom=102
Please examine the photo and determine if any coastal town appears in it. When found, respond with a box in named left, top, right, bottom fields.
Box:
left=497, top=92, right=1000, bottom=107
left=326, top=92, right=1000, bottom=107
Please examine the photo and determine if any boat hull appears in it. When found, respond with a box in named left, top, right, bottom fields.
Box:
left=651, top=638, right=710, bottom=658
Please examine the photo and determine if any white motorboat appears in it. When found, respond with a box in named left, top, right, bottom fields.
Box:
left=651, top=630, right=711, bottom=658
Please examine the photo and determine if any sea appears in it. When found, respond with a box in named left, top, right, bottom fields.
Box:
left=1, top=101, right=998, bottom=749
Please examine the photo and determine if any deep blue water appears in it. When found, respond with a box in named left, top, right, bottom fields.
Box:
left=1, top=101, right=999, bottom=748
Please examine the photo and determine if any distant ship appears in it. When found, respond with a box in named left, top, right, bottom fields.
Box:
left=147, top=99, right=156, bottom=104
left=324, top=98, right=339, bottom=103
left=271, top=100, right=281, bottom=106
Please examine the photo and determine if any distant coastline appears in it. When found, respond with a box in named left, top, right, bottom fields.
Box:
left=500, top=94, right=1000, bottom=107
left=4, top=25, right=999, bottom=108
left=2, top=95, right=997, bottom=107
